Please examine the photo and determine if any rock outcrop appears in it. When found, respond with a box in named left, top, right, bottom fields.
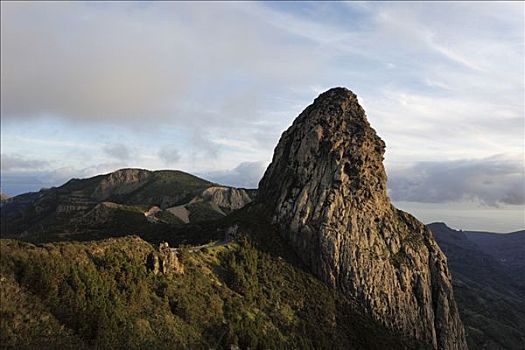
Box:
left=192, top=186, right=253, bottom=211
left=147, top=242, right=184, bottom=275
left=257, top=87, right=467, bottom=349
left=56, top=191, right=96, bottom=214
left=164, top=187, right=255, bottom=224
left=91, top=169, right=152, bottom=201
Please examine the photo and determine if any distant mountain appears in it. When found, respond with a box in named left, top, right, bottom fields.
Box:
left=0, top=168, right=255, bottom=242
left=429, top=222, right=525, bottom=350
left=465, top=229, right=525, bottom=286
left=0, top=193, right=10, bottom=201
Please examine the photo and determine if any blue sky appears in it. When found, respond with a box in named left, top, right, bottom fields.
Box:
left=1, top=1, right=524, bottom=231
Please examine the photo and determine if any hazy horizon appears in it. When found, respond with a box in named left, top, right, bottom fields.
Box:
left=1, top=1, right=524, bottom=232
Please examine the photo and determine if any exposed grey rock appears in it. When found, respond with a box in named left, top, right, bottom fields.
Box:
left=225, top=224, right=239, bottom=240
left=91, top=169, right=152, bottom=201
left=257, top=87, right=467, bottom=349
left=55, top=191, right=95, bottom=214
left=164, top=187, right=255, bottom=223
left=161, top=242, right=184, bottom=275
left=192, top=186, right=253, bottom=211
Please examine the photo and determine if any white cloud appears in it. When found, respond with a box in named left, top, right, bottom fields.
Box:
left=103, top=143, right=131, bottom=161
left=201, top=161, right=267, bottom=189
left=388, top=155, right=525, bottom=206
left=0, top=162, right=126, bottom=195
left=158, top=147, right=181, bottom=165
left=1, top=154, right=50, bottom=171
left=0, top=2, right=323, bottom=126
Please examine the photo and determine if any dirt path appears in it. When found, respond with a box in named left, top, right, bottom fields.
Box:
left=172, top=238, right=231, bottom=253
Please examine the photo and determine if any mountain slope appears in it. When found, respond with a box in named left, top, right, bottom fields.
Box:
left=0, top=212, right=428, bottom=349
left=1, top=169, right=254, bottom=242
left=257, top=87, right=467, bottom=349
left=464, top=229, right=525, bottom=288
left=429, top=223, right=525, bottom=349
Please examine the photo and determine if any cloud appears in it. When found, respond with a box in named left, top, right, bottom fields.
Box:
left=388, top=155, right=525, bottom=206
left=201, top=161, right=267, bottom=189
left=0, top=172, right=47, bottom=196
left=2, top=2, right=522, bottom=165
left=0, top=2, right=322, bottom=127
left=1, top=154, right=50, bottom=171
left=103, top=143, right=131, bottom=161
left=190, top=131, right=220, bottom=160
left=158, top=147, right=181, bottom=165
left=0, top=162, right=127, bottom=195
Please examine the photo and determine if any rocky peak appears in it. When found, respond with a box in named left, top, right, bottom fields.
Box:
left=259, top=87, right=388, bottom=213
left=257, top=87, right=467, bottom=349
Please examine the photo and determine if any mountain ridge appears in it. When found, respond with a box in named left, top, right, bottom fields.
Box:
left=0, top=168, right=256, bottom=242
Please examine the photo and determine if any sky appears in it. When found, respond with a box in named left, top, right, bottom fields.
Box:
left=1, top=1, right=524, bottom=232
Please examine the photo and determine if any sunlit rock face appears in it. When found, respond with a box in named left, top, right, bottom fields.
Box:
left=258, top=87, right=467, bottom=349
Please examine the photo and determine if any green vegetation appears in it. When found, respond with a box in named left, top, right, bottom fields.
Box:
left=0, top=212, right=426, bottom=349
left=121, top=170, right=213, bottom=206
left=154, top=210, right=186, bottom=225
left=454, top=276, right=525, bottom=350
left=429, top=223, right=525, bottom=350
left=186, top=202, right=225, bottom=223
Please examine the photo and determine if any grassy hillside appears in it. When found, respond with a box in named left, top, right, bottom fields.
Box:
left=0, top=211, right=428, bottom=349
left=114, top=170, right=214, bottom=206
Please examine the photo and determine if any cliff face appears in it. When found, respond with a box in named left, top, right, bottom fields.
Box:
left=91, top=169, right=152, bottom=201
left=258, top=87, right=467, bottom=349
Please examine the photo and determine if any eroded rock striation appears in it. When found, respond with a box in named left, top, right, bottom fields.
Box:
left=191, top=186, right=254, bottom=211
left=257, top=87, right=467, bottom=349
